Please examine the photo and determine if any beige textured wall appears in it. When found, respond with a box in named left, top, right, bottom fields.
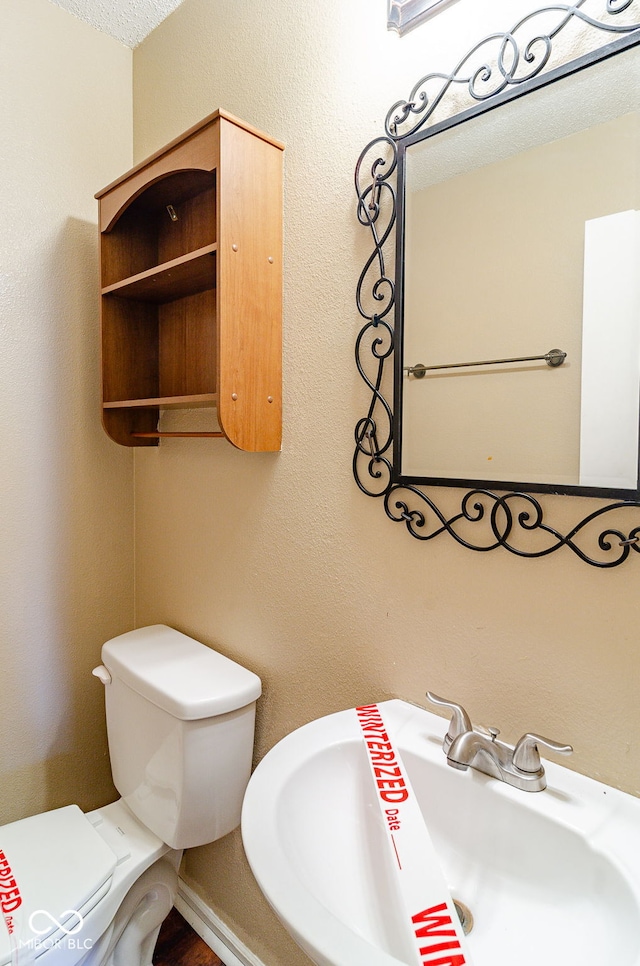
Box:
left=0, top=0, right=134, bottom=824
left=132, top=2, right=640, bottom=964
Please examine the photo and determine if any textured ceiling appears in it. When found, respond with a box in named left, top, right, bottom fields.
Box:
left=49, top=0, right=187, bottom=48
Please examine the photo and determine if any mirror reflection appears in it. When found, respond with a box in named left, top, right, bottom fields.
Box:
left=400, top=51, right=640, bottom=495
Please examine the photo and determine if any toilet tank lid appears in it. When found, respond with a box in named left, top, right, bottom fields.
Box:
left=101, top=625, right=262, bottom=720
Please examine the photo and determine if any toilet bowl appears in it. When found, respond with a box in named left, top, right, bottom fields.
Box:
left=0, top=626, right=261, bottom=966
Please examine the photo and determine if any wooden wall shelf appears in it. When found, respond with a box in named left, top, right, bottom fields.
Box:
left=102, top=245, right=217, bottom=303
left=103, top=393, right=218, bottom=410
left=95, top=109, right=283, bottom=449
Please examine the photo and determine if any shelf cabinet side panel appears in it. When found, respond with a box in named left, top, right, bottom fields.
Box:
left=217, top=119, right=283, bottom=452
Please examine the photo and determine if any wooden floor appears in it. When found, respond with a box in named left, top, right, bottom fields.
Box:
left=153, top=907, right=224, bottom=966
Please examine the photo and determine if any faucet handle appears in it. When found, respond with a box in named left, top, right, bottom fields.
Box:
left=426, top=692, right=472, bottom=751
left=513, top=733, right=573, bottom=773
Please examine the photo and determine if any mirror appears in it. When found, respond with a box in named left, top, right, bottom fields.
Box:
left=355, top=1, right=640, bottom=565
left=401, top=61, right=640, bottom=495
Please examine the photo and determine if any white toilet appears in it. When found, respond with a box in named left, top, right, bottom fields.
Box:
left=0, top=625, right=262, bottom=966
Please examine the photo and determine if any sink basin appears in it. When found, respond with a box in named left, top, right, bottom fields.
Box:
left=241, top=699, right=640, bottom=966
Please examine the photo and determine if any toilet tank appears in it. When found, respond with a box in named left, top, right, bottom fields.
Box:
left=97, top=625, right=262, bottom=850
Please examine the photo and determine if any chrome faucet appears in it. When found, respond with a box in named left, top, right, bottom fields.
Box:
left=426, top=692, right=573, bottom=792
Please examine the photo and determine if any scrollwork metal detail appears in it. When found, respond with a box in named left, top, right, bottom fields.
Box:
left=354, top=0, right=640, bottom=566
left=383, top=487, right=640, bottom=566
left=385, top=1, right=640, bottom=140
left=354, top=138, right=397, bottom=498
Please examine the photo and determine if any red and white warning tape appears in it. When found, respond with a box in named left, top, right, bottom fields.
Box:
left=0, top=847, right=25, bottom=965
left=356, top=704, right=474, bottom=966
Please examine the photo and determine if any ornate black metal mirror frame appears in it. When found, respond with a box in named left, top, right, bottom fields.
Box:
left=354, top=1, right=640, bottom=567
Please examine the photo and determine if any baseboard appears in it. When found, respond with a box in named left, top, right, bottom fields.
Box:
left=176, top=879, right=268, bottom=966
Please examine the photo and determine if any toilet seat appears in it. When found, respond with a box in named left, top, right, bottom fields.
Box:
left=0, top=805, right=117, bottom=964
left=0, top=801, right=175, bottom=966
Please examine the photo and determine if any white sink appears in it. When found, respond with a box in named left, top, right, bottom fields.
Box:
left=241, top=699, right=640, bottom=966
